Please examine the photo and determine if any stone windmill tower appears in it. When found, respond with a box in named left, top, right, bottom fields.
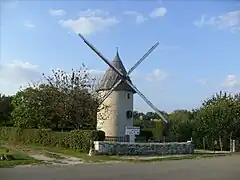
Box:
left=96, top=50, right=136, bottom=138
left=78, top=33, right=168, bottom=140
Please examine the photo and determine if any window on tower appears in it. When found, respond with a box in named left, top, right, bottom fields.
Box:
left=126, top=110, right=133, bottom=118
left=127, top=93, right=130, bottom=99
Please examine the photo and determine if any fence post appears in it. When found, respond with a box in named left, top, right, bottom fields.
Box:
left=203, top=137, right=206, bottom=151
left=230, top=139, right=232, bottom=152
left=233, top=140, right=236, bottom=152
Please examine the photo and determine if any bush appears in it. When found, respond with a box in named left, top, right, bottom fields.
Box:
left=139, top=129, right=154, bottom=141
left=0, top=127, right=105, bottom=152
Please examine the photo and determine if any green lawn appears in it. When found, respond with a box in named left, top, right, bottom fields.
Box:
left=0, top=147, right=40, bottom=168
left=19, top=144, right=230, bottom=163
left=0, top=142, right=231, bottom=164
left=22, top=144, right=119, bottom=163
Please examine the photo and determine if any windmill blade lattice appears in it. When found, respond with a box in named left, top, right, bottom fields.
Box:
left=78, top=33, right=124, bottom=77
left=99, top=78, right=123, bottom=105
left=125, top=80, right=168, bottom=123
left=127, top=42, right=159, bottom=75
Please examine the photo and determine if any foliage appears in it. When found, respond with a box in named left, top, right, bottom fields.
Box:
left=11, top=66, right=106, bottom=131
left=0, top=127, right=105, bottom=152
left=133, top=91, right=240, bottom=150
left=192, top=91, right=240, bottom=150
left=168, top=110, right=194, bottom=142
left=0, top=94, right=13, bottom=126
left=139, top=129, right=154, bottom=141
left=152, top=121, right=164, bottom=141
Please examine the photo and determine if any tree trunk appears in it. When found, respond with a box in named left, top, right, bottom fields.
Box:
left=203, top=137, right=206, bottom=150
left=219, top=135, right=223, bottom=151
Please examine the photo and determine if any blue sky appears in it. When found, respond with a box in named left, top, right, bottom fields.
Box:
left=0, top=0, right=240, bottom=113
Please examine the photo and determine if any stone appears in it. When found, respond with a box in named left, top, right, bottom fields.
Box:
left=4, top=154, right=15, bottom=160
left=88, top=149, right=99, bottom=156
left=0, top=154, right=5, bottom=160
left=94, top=141, right=194, bottom=156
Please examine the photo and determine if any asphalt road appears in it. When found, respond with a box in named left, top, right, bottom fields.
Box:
left=1, top=155, right=240, bottom=180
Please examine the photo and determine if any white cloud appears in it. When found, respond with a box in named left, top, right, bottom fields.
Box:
left=124, top=11, right=148, bottom=24
left=146, top=69, right=168, bottom=82
left=59, top=9, right=119, bottom=36
left=0, top=60, right=106, bottom=95
left=87, top=69, right=105, bottom=83
left=48, top=9, right=66, bottom=16
left=197, top=78, right=208, bottom=85
left=24, top=20, right=35, bottom=28
left=88, top=69, right=104, bottom=76
left=78, top=9, right=109, bottom=17
left=149, top=7, right=167, bottom=18
left=222, top=74, right=240, bottom=88
left=0, top=60, right=41, bottom=95
left=194, top=11, right=240, bottom=33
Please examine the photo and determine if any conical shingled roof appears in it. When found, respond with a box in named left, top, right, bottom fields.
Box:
left=97, top=51, right=136, bottom=93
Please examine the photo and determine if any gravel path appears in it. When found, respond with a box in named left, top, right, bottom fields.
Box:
left=29, top=153, right=84, bottom=165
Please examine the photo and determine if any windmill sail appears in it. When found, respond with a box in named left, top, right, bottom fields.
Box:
left=99, top=78, right=122, bottom=105
left=127, top=42, right=159, bottom=75
left=78, top=33, right=123, bottom=77
left=125, top=80, right=168, bottom=123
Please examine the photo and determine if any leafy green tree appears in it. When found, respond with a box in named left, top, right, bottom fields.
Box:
left=12, top=65, right=105, bottom=130
left=167, top=110, right=193, bottom=141
left=152, top=121, right=164, bottom=141
left=0, top=94, right=13, bottom=126
left=12, top=86, right=52, bottom=129
left=168, top=110, right=192, bottom=122
left=193, top=91, right=240, bottom=150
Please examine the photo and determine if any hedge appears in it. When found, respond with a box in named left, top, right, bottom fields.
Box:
left=139, top=129, right=154, bottom=141
left=0, top=127, right=105, bottom=152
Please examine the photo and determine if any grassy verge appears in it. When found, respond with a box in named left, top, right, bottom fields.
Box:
left=43, top=152, right=65, bottom=159
left=17, top=144, right=230, bottom=163
left=123, top=153, right=229, bottom=163
left=24, top=144, right=119, bottom=162
left=1, top=142, right=231, bottom=164
left=0, top=147, right=40, bottom=168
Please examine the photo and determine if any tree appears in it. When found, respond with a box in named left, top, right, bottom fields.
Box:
left=12, top=65, right=106, bottom=130
left=193, top=91, right=240, bottom=150
left=12, top=86, right=53, bottom=129
left=0, top=94, right=13, bottom=126
left=152, top=121, right=164, bottom=141
left=167, top=110, right=193, bottom=142
left=168, top=110, right=192, bottom=122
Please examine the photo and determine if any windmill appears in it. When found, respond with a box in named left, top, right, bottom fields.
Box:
left=78, top=33, right=168, bottom=140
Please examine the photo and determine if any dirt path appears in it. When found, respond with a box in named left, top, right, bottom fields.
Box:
left=2, top=144, right=84, bottom=166
left=29, top=152, right=84, bottom=165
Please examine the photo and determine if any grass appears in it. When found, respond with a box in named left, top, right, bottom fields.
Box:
left=123, top=153, right=229, bottom=163
left=0, top=142, right=231, bottom=164
left=0, top=147, right=40, bottom=168
left=15, top=143, right=230, bottom=163
left=43, top=152, right=65, bottom=159
left=24, top=144, right=118, bottom=163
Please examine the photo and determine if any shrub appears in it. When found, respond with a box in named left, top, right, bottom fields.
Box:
left=0, top=127, right=105, bottom=152
left=140, top=129, right=154, bottom=141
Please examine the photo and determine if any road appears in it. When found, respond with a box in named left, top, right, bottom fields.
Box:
left=1, top=155, right=240, bottom=180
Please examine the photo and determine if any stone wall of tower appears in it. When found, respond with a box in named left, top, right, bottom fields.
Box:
left=97, top=90, right=133, bottom=137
